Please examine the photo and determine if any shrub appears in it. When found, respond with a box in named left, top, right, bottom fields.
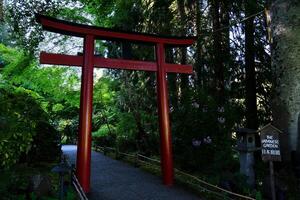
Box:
left=92, top=125, right=116, bottom=147
left=26, top=120, right=61, bottom=163
left=0, top=84, right=60, bottom=168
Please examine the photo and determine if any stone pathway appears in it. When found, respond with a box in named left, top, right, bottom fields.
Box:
left=62, top=145, right=200, bottom=200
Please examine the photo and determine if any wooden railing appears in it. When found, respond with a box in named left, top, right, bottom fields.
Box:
left=65, top=157, right=89, bottom=200
left=71, top=170, right=89, bottom=200
left=93, top=145, right=255, bottom=200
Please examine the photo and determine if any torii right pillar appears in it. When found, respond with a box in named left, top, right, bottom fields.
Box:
left=156, top=43, right=173, bottom=185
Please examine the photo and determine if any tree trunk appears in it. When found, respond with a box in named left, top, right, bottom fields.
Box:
left=0, top=0, right=4, bottom=44
left=195, top=0, right=203, bottom=89
left=245, top=0, right=258, bottom=130
left=211, top=0, right=225, bottom=104
left=177, top=0, right=190, bottom=106
left=220, top=0, right=230, bottom=139
left=220, top=0, right=230, bottom=62
left=0, top=0, right=3, bottom=22
left=122, top=41, right=132, bottom=59
left=271, top=0, right=300, bottom=161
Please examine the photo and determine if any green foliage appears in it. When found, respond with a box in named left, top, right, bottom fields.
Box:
left=0, top=162, right=77, bottom=200
left=255, top=191, right=263, bottom=200
left=94, top=76, right=117, bottom=107
left=0, top=82, right=60, bottom=168
left=0, top=84, right=47, bottom=168
left=116, top=113, right=137, bottom=140
left=0, top=44, right=62, bottom=168
left=62, top=118, right=78, bottom=144
left=92, top=77, right=118, bottom=146
left=1, top=43, right=81, bottom=144
left=93, top=125, right=114, bottom=138
left=65, top=187, right=77, bottom=200
left=80, top=0, right=117, bottom=27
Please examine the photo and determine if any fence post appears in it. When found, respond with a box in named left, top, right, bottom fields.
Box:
left=104, top=146, right=107, bottom=155
left=115, top=147, right=119, bottom=159
left=134, top=153, right=139, bottom=167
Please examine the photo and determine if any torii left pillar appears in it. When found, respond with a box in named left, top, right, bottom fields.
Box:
left=36, top=14, right=196, bottom=193
left=76, top=35, right=94, bottom=192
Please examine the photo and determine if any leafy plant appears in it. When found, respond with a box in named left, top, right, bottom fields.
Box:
left=0, top=84, right=45, bottom=168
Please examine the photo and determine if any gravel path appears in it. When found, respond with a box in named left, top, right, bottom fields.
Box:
left=62, top=145, right=200, bottom=200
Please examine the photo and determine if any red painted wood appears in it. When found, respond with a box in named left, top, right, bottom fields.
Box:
left=156, top=43, right=174, bottom=186
left=94, top=57, right=157, bottom=71
left=76, top=35, right=94, bottom=193
left=37, top=15, right=195, bottom=46
left=40, top=52, right=193, bottom=74
left=40, top=52, right=83, bottom=66
left=165, top=63, right=193, bottom=74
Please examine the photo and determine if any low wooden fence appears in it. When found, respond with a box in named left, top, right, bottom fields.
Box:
left=93, top=145, right=255, bottom=200
left=71, top=169, right=89, bottom=200
left=65, top=157, right=89, bottom=200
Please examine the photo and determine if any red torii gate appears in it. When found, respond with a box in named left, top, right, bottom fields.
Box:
left=36, top=14, right=196, bottom=193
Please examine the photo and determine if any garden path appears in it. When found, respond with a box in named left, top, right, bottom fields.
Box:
left=62, top=145, right=200, bottom=200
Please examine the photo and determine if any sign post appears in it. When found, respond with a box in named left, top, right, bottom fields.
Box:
left=259, top=123, right=283, bottom=200
left=269, top=161, right=276, bottom=200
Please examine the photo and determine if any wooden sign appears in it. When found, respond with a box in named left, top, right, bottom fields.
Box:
left=259, top=123, right=282, bottom=162
left=259, top=123, right=283, bottom=200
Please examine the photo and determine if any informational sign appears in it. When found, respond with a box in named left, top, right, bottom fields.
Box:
left=261, top=133, right=281, bottom=161
left=260, top=124, right=282, bottom=162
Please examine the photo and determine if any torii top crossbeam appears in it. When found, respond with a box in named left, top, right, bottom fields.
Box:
left=37, top=14, right=195, bottom=73
left=37, top=14, right=195, bottom=44
left=36, top=14, right=196, bottom=193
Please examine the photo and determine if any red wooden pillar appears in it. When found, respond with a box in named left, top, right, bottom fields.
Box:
left=156, top=43, right=174, bottom=185
left=76, top=35, right=94, bottom=193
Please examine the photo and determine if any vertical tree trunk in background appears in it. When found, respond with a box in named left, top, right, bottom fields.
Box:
left=245, top=0, right=258, bottom=130
left=0, top=0, right=3, bottom=44
left=195, top=0, right=203, bottom=89
left=177, top=0, right=190, bottom=106
left=220, top=0, right=230, bottom=64
left=122, top=41, right=132, bottom=59
left=220, top=0, right=230, bottom=139
left=271, top=0, right=300, bottom=161
left=211, top=0, right=225, bottom=104
left=0, top=0, right=3, bottom=22
left=166, top=53, right=179, bottom=110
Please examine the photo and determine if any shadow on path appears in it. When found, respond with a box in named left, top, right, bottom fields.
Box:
left=62, top=145, right=200, bottom=200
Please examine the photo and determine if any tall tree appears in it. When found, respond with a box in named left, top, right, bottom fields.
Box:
left=0, top=0, right=5, bottom=44
left=245, top=0, right=258, bottom=130
left=211, top=0, right=223, bottom=102
left=211, top=0, right=230, bottom=105
left=177, top=0, right=190, bottom=106
left=220, top=0, right=230, bottom=74
left=271, top=0, right=300, bottom=161
left=194, top=0, right=203, bottom=89
left=0, top=0, right=3, bottom=22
